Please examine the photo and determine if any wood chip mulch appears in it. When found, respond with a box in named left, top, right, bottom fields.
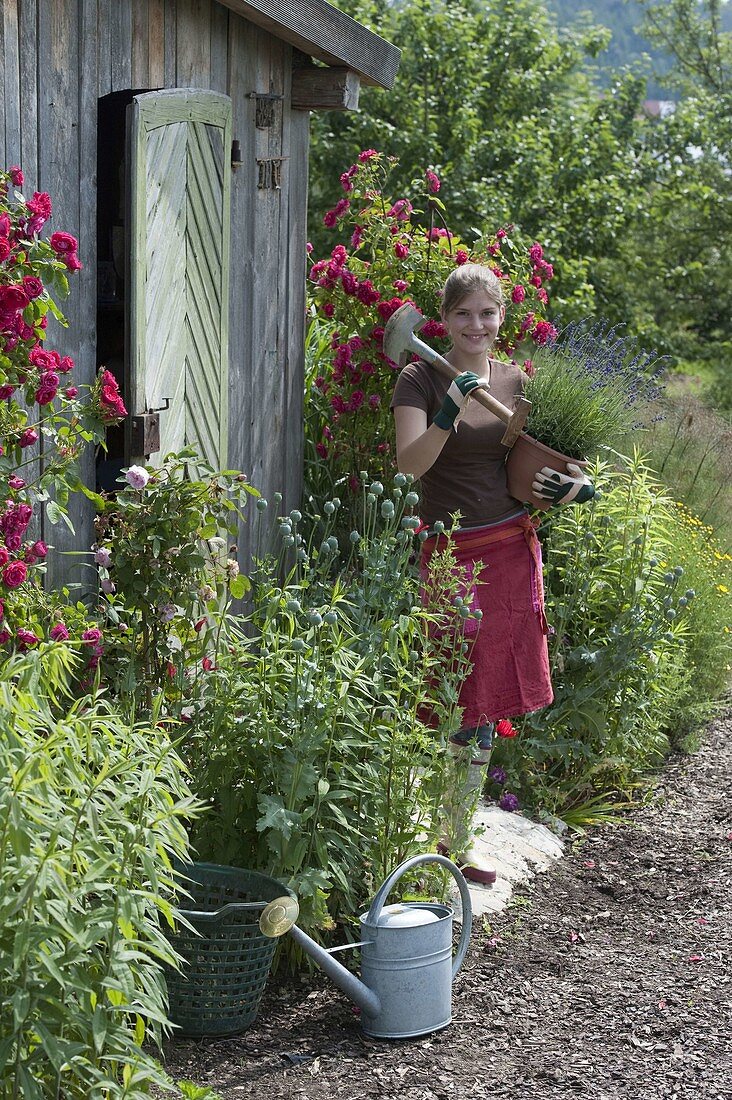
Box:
left=160, top=702, right=732, bottom=1100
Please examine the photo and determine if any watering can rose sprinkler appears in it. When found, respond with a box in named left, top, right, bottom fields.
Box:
left=259, top=854, right=473, bottom=1039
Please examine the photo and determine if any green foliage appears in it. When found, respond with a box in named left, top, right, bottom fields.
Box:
left=310, top=0, right=650, bottom=321
left=521, top=320, right=665, bottom=459
left=183, top=478, right=477, bottom=939
left=94, top=450, right=258, bottom=714
left=0, top=646, right=196, bottom=1098
left=633, top=396, right=732, bottom=551
left=305, top=151, right=554, bottom=527
left=491, top=451, right=731, bottom=825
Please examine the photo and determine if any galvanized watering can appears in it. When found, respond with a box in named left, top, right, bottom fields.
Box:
left=259, top=852, right=472, bottom=1039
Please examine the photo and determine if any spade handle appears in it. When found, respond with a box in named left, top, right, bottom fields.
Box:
left=413, top=336, right=515, bottom=426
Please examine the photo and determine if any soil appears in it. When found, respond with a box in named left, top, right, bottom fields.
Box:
left=160, top=702, right=732, bottom=1100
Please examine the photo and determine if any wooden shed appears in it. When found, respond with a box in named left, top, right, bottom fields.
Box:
left=0, top=0, right=399, bottom=583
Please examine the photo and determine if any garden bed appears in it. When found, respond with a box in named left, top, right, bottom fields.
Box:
left=160, top=700, right=732, bottom=1099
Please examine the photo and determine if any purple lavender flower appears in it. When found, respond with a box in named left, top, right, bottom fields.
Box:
left=499, top=791, right=520, bottom=813
left=489, top=766, right=507, bottom=785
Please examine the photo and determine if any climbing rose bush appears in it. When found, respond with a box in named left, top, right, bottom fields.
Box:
left=0, top=166, right=123, bottom=654
left=305, top=151, right=556, bottom=493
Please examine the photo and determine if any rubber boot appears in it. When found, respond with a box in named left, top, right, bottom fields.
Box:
left=438, top=734, right=497, bottom=886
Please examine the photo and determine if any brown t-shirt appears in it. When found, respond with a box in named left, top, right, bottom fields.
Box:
left=391, top=358, right=525, bottom=528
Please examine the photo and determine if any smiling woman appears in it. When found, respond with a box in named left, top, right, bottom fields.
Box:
left=391, top=263, right=569, bottom=885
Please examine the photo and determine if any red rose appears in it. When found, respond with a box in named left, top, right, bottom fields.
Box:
left=0, top=284, right=29, bottom=312
left=49, top=231, right=78, bottom=255
left=2, top=560, right=27, bottom=588
left=22, top=276, right=44, bottom=299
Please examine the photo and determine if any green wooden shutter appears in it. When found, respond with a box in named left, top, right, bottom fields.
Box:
left=128, top=89, right=231, bottom=469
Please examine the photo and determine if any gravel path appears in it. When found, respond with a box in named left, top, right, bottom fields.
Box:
left=162, top=703, right=732, bottom=1100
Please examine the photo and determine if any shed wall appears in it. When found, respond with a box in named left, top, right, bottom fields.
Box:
left=0, top=0, right=309, bottom=582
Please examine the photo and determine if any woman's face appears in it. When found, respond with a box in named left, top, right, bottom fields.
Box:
left=443, top=289, right=504, bottom=358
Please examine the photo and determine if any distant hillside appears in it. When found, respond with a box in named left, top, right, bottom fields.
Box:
left=546, top=0, right=732, bottom=96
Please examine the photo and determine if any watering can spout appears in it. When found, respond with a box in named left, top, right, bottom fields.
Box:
left=258, top=895, right=381, bottom=1018
left=289, top=924, right=381, bottom=1018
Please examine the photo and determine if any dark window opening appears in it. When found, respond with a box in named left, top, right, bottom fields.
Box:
left=95, top=89, right=149, bottom=492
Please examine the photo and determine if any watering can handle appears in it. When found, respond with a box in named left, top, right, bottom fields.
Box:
left=365, top=853, right=473, bottom=978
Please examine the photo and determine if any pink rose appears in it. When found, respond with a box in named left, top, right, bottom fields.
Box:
left=0, top=386, right=16, bottom=401
left=0, top=240, right=11, bottom=262
left=22, top=276, right=44, bottom=299
left=0, top=549, right=9, bottom=567
left=124, top=465, right=149, bottom=490
left=426, top=170, right=441, bottom=193
left=19, top=428, right=38, bottom=448
left=511, top=285, right=526, bottom=304
left=358, top=149, right=378, bottom=162
left=529, top=242, right=543, bottom=263
left=64, top=386, right=79, bottom=399
left=394, top=242, right=409, bottom=259
left=0, top=284, right=29, bottom=312
left=49, top=231, right=78, bottom=255
left=50, top=622, right=70, bottom=641
left=3, top=560, right=27, bottom=588
left=81, top=627, right=102, bottom=646
left=7, top=476, right=25, bottom=490
left=32, top=540, right=48, bottom=558
left=63, top=253, right=83, bottom=272
left=0, top=630, right=10, bottom=644
left=455, top=250, right=469, bottom=265
left=26, top=191, right=52, bottom=220
left=9, top=166, right=23, bottom=187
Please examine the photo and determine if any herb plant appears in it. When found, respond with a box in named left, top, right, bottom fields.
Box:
left=521, top=320, right=666, bottom=459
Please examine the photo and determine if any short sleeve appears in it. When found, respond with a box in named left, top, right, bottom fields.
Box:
left=390, top=361, right=433, bottom=413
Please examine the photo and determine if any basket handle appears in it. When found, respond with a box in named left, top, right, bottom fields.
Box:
left=178, top=900, right=268, bottom=924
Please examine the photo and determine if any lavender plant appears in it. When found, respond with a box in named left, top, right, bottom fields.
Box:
left=521, top=320, right=667, bottom=459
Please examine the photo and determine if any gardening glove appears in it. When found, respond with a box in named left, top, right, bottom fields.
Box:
left=433, top=371, right=490, bottom=432
left=532, top=463, right=595, bottom=505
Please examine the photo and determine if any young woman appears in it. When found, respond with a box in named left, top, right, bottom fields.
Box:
left=391, top=264, right=592, bottom=883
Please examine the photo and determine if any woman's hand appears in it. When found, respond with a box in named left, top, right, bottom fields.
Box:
left=531, top=463, right=595, bottom=505
left=433, top=371, right=490, bottom=432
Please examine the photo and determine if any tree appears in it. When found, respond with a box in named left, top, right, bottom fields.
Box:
left=311, top=0, right=651, bottom=320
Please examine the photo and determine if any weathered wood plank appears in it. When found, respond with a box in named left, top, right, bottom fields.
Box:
left=213, top=0, right=400, bottom=88
left=209, top=0, right=229, bottom=93
left=175, top=0, right=211, bottom=86
left=164, top=0, right=176, bottom=87
left=283, top=94, right=308, bottom=516
left=0, top=2, right=6, bottom=160
left=18, top=0, right=39, bottom=175
left=3, top=0, right=22, bottom=166
left=149, top=0, right=165, bottom=87
left=131, top=0, right=150, bottom=88
left=110, top=0, right=133, bottom=91
left=78, top=0, right=101, bottom=541
left=38, top=0, right=89, bottom=586
left=96, top=0, right=112, bottom=97
left=225, top=11, right=257, bottom=567
left=291, top=64, right=360, bottom=111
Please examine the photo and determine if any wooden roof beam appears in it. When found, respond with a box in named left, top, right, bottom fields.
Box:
left=291, top=62, right=360, bottom=111
left=214, top=0, right=400, bottom=88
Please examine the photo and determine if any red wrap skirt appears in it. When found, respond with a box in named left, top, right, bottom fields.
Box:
left=419, top=514, right=553, bottom=727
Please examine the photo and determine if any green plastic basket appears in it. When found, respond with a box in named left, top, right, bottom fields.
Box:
left=165, top=862, right=290, bottom=1038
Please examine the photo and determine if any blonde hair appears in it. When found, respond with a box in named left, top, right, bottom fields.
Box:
left=441, top=264, right=506, bottom=316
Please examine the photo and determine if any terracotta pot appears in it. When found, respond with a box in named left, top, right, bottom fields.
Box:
left=505, top=433, right=588, bottom=512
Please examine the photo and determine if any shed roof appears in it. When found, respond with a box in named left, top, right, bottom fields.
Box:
left=215, top=0, right=400, bottom=88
